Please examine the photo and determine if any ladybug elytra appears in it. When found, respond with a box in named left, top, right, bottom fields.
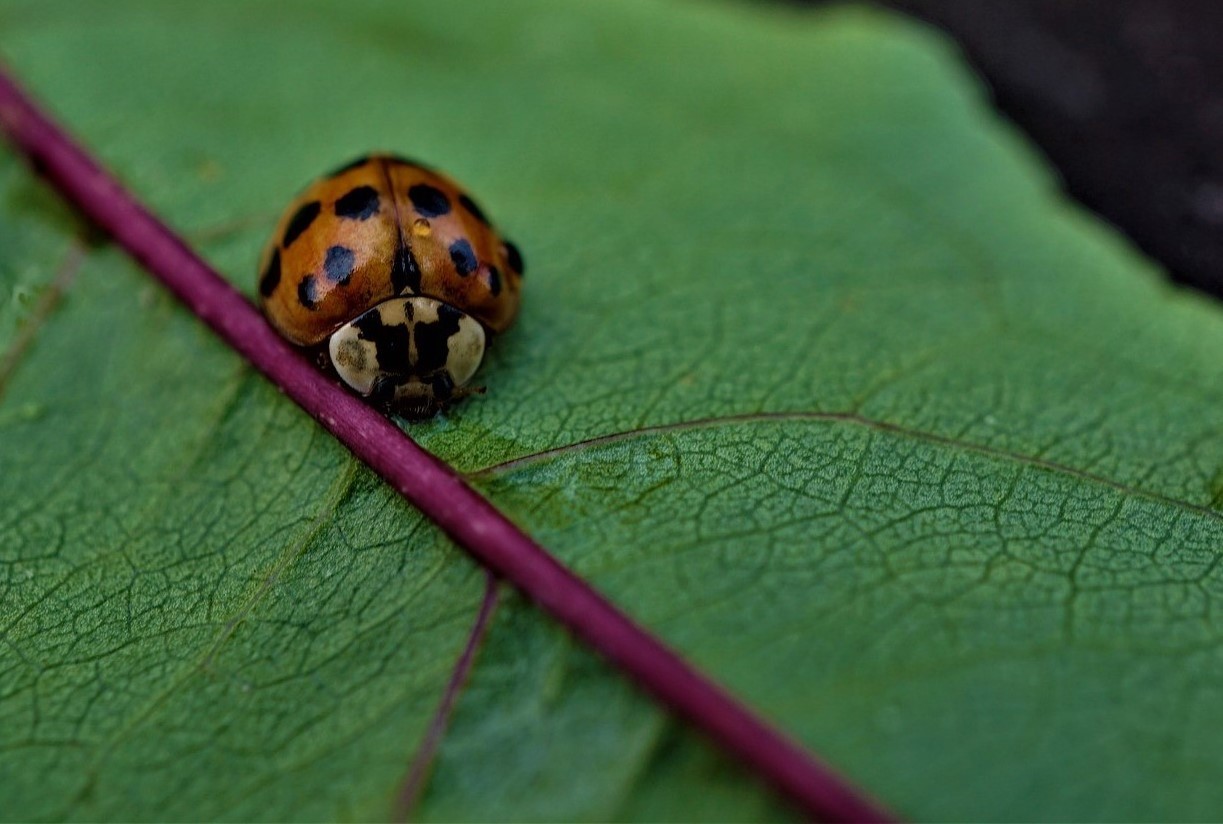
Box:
left=258, top=154, right=523, bottom=418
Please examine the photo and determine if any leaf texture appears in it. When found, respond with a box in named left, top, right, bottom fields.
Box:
left=2, top=1, right=1223, bottom=820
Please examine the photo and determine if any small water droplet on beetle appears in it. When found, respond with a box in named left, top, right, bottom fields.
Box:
left=411, top=218, right=431, bottom=237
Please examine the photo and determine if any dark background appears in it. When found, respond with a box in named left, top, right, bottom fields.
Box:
left=792, top=0, right=1223, bottom=302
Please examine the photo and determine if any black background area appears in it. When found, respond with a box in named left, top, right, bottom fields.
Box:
left=789, top=0, right=1223, bottom=301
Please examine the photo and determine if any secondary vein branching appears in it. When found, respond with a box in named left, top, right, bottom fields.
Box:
left=394, top=571, right=500, bottom=822
left=0, top=238, right=83, bottom=402
left=0, top=66, right=895, bottom=823
left=471, top=410, right=1223, bottom=523
left=202, top=458, right=362, bottom=671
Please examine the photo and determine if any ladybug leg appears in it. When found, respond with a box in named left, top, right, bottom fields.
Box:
left=433, top=378, right=485, bottom=417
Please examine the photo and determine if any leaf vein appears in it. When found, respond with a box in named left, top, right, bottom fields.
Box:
left=471, top=411, right=1223, bottom=523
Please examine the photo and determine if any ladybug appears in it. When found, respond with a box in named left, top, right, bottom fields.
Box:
left=257, top=153, right=524, bottom=418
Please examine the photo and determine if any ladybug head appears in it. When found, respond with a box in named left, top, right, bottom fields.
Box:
left=327, top=296, right=486, bottom=418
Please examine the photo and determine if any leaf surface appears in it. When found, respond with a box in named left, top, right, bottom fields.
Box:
left=2, top=1, right=1223, bottom=820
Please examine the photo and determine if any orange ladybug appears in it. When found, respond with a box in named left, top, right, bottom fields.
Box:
left=257, top=154, right=524, bottom=418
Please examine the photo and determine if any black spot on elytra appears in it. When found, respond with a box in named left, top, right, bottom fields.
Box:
left=458, top=193, right=490, bottom=225
left=487, top=266, right=502, bottom=296
left=414, top=303, right=463, bottom=374
left=391, top=243, right=421, bottom=294
left=323, top=245, right=356, bottom=285
left=334, top=185, right=380, bottom=220
left=297, top=274, right=320, bottom=309
left=282, top=201, right=321, bottom=247
left=449, top=239, right=477, bottom=276
left=259, top=250, right=281, bottom=297
left=504, top=240, right=524, bottom=275
left=354, top=307, right=411, bottom=371
left=327, top=155, right=372, bottom=177
left=409, top=184, right=450, bottom=217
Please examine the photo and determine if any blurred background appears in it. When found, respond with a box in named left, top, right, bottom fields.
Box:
left=795, top=0, right=1223, bottom=301
left=4, top=3, right=1223, bottom=822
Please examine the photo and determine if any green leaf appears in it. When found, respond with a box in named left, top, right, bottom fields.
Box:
left=2, top=1, right=1223, bottom=820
